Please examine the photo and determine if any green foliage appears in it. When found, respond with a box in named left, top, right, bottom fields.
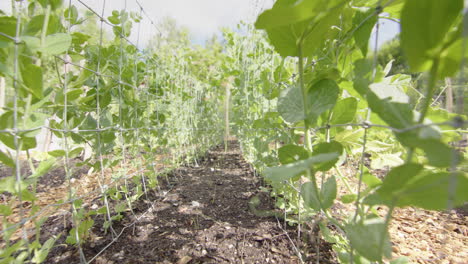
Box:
left=0, top=2, right=224, bottom=262
left=345, top=219, right=392, bottom=262
left=401, top=0, right=463, bottom=75
left=353, top=7, right=378, bottom=56
left=235, top=0, right=468, bottom=262
left=265, top=153, right=340, bottom=182
left=0, top=0, right=466, bottom=263
left=377, top=36, right=409, bottom=76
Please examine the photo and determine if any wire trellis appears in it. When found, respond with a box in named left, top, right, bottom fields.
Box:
left=0, top=0, right=466, bottom=264
left=0, top=0, right=223, bottom=263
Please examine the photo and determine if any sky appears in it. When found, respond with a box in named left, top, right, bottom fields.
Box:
left=0, top=0, right=399, bottom=48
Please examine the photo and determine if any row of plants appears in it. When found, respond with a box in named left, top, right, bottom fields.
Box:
left=0, top=0, right=223, bottom=263
left=229, top=0, right=467, bottom=263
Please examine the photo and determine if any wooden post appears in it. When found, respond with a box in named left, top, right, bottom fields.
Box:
left=455, top=81, right=465, bottom=116
left=445, top=77, right=453, bottom=112
left=0, top=77, right=5, bottom=113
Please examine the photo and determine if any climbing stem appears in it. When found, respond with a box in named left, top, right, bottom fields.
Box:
left=36, top=3, right=51, bottom=67
left=406, top=58, right=440, bottom=162
left=334, top=166, right=353, bottom=193
left=418, top=58, right=440, bottom=124
left=298, top=45, right=312, bottom=152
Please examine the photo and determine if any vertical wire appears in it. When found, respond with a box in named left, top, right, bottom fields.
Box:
left=446, top=0, right=468, bottom=226
left=95, top=0, right=117, bottom=238
left=134, top=3, right=149, bottom=200
left=354, top=2, right=382, bottom=222
left=63, top=0, right=86, bottom=262
left=12, top=0, right=30, bottom=259
left=117, top=0, right=135, bottom=219
left=147, top=55, right=159, bottom=192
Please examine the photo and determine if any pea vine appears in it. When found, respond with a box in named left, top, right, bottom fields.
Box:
left=0, top=0, right=222, bottom=262
left=0, top=0, right=467, bottom=263
left=229, top=0, right=467, bottom=263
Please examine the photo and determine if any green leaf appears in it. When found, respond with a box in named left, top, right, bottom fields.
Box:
left=378, top=164, right=424, bottom=200
left=371, top=153, right=404, bottom=169
left=353, top=7, right=378, bottom=56
left=0, top=150, right=15, bottom=168
left=115, top=202, right=127, bottom=213
left=0, top=176, right=15, bottom=193
left=400, top=0, right=463, bottom=72
left=22, top=36, right=41, bottom=52
left=255, top=0, right=327, bottom=28
left=48, top=150, right=66, bottom=157
left=438, top=38, right=467, bottom=79
left=418, top=139, right=463, bottom=168
left=40, top=33, right=72, bottom=55
left=390, top=257, right=409, bottom=264
left=22, top=64, right=43, bottom=99
left=69, top=147, right=84, bottom=158
left=23, top=14, right=63, bottom=36
left=32, top=237, right=56, bottom=263
left=321, top=176, right=337, bottom=210
left=360, top=168, right=382, bottom=189
left=312, top=141, right=343, bottom=171
left=101, top=131, right=116, bottom=143
left=277, top=86, right=305, bottom=123
left=0, top=134, right=15, bottom=149
left=307, top=79, right=340, bottom=124
left=341, top=194, right=357, bottom=203
left=255, top=0, right=345, bottom=57
left=301, top=182, right=320, bottom=210
left=353, top=59, right=373, bottom=96
left=0, top=204, right=13, bottom=216
left=345, top=218, right=392, bottom=262
left=367, top=92, right=413, bottom=129
left=265, top=153, right=340, bottom=182
left=397, top=171, right=468, bottom=210
left=369, top=77, right=410, bottom=104
left=330, top=97, right=358, bottom=124
left=0, top=16, right=17, bottom=42
left=335, top=128, right=364, bottom=148
left=319, top=222, right=338, bottom=243
left=108, top=15, right=120, bottom=25
left=64, top=5, right=79, bottom=24
left=278, top=144, right=309, bottom=164
left=30, top=158, right=56, bottom=179
left=21, top=189, right=37, bottom=201
left=65, top=228, right=77, bottom=245
left=0, top=133, right=37, bottom=150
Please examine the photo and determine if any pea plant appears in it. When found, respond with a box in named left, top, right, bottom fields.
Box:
left=0, top=0, right=222, bottom=263
left=230, top=0, right=467, bottom=263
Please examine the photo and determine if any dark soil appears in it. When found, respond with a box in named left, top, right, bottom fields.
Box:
left=44, top=141, right=336, bottom=264
left=0, top=157, right=88, bottom=194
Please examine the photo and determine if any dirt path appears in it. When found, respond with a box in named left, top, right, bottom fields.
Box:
left=46, top=140, right=334, bottom=263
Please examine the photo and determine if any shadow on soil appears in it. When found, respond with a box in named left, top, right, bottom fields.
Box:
left=45, top=141, right=335, bottom=264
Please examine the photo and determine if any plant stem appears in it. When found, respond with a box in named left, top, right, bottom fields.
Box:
left=406, top=58, right=440, bottom=162
left=334, top=165, right=353, bottom=193
left=298, top=45, right=312, bottom=152
left=418, top=59, right=440, bottom=124
left=37, top=3, right=51, bottom=67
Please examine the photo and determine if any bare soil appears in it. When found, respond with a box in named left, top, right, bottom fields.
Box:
left=43, top=140, right=334, bottom=263
left=2, top=140, right=466, bottom=263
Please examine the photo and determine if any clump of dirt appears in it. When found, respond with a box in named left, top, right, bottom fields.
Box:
left=44, top=140, right=335, bottom=263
